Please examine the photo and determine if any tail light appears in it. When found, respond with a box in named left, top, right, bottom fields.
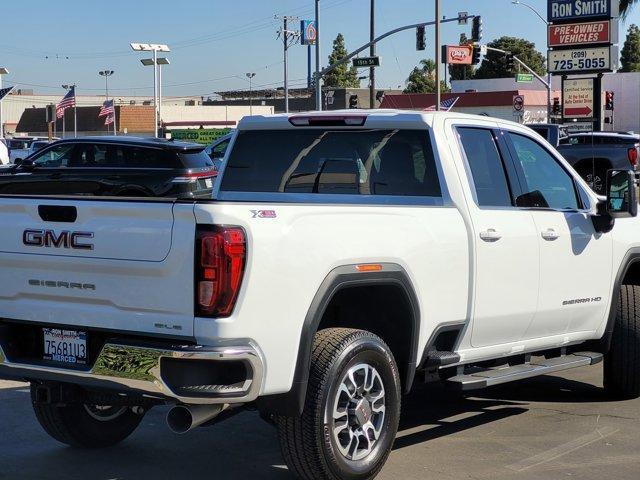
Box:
left=196, top=226, right=246, bottom=317
left=172, top=167, right=218, bottom=183
left=629, top=147, right=639, bottom=168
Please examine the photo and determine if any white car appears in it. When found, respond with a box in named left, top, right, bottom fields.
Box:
left=0, top=110, right=639, bottom=479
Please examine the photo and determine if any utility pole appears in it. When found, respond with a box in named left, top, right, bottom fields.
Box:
left=246, top=72, right=256, bottom=115
left=435, top=0, right=441, bottom=111
left=315, top=0, right=322, bottom=111
left=369, top=0, right=375, bottom=109
left=277, top=16, right=300, bottom=113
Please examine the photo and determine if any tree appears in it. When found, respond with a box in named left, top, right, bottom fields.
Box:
left=620, top=24, right=640, bottom=72
left=621, top=0, right=639, bottom=17
left=324, top=34, right=360, bottom=88
left=448, top=34, right=475, bottom=81
left=404, top=59, right=450, bottom=94
left=474, top=36, right=546, bottom=79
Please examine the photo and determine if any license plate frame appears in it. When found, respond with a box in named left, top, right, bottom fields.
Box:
left=42, top=328, right=88, bottom=365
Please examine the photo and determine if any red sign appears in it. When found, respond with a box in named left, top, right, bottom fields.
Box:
left=548, top=21, right=611, bottom=47
left=445, top=45, right=473, bottom=65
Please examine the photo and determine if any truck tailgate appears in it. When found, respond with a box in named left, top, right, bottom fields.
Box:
left=0, top=198, right=196, bottom=337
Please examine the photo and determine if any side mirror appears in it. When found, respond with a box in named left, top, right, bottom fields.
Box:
left=19, top=158, right=35, bottom=170
left=607, top=169, right=637, bottom=218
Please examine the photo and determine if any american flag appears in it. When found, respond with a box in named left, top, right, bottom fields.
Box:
left=423, top=96, right=460, bottom=112
left=104, top=112, right=115, bottom=126
left=0, top=86, right=14, bottom=101
left=99, top=99, right=114, bottom=118
left=56, top=87, right=75, bottom=118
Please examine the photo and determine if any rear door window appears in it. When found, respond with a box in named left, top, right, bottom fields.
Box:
left=457, top=127, right=513, bottom=208
left=220, top=129, right=441, bottom=197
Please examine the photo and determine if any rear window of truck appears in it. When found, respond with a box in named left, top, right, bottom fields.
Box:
left=220, top=129, right=441, bottom=197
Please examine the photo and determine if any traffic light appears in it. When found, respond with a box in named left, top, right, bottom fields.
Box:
left=416, top=25, right=426, bottom=51
left=472, top=46, right=482, bottom=65
left=553, top=97, right=561, bottom=116
left=506, top=54, right=516, bottom=71
left=471, top=16, right=483, bottom=43
left=605, top=91, right=614, bottom=111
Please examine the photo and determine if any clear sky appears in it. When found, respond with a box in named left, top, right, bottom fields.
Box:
left=1, top=0, right=638, bottom=99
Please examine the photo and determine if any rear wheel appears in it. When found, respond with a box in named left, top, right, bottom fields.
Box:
left=277, top=328, right=401, bottom=480
left=31, top=384, right=144, bottom=448
left=604, top=285, right=640, bottom=399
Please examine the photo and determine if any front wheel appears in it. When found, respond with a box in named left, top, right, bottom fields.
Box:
left=604, top=285, right=640, bottom=399
left=31, top=384, right=144, bottom=448
left=277, top=328, right=401, bottom=480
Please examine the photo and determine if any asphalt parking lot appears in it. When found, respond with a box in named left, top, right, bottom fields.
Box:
left=1, top=363, right=639, bottom=480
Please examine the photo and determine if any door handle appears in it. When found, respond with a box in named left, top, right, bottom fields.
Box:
left=541, top=228, right=559, bottom=241
left=479, top=228, right=502, bottom=242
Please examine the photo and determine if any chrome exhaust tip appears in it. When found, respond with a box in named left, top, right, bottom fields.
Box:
left=166, top=404, right=224, bottom=434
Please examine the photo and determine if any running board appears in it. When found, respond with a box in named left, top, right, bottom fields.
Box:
left=446, top=352, right=603, bottom=391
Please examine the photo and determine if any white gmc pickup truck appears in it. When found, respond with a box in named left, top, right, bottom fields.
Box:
left=1, top=110, right=639, bottom=480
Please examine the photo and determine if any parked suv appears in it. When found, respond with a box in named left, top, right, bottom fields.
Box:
left=0, top=136, right=217, bottom=198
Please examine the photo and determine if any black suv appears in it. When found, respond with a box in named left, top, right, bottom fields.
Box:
left=0, top=136, right=217, bottom=198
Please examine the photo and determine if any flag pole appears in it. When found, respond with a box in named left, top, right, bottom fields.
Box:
left=73, top=86, right=77, bottom=138
left=62, top=111, right=65, bottom=139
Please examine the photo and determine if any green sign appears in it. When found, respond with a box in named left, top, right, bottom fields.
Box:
left=169, top=128, right=232, bottom=145
left=353, top=56, right=381, bottom=68
left=516, top=73, right=534, bottom=83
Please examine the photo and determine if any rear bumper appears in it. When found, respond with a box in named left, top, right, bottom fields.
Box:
left=0, top=340, right=264, bottom=405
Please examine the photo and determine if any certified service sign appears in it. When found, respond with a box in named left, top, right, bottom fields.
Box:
left=563, top=78, right=595, bottom=118
left=548, top=46, right=617, bottom=73
left=547, top=0, right=618, bottom=23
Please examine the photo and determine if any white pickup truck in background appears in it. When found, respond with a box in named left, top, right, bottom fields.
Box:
left=0, top=110, right=639, bottom=480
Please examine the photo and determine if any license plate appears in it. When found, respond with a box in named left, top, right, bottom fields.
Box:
left=43, top=328, right=87, bottom=365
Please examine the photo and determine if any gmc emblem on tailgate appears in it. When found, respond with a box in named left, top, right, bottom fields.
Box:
left=23, top=229, right=94, bottom=250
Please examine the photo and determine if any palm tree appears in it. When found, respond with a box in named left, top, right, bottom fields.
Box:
left=621, top=0, right=638, bottom=17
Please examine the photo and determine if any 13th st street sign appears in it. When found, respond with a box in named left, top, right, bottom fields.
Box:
left=548, top=0, right=619, bottom=23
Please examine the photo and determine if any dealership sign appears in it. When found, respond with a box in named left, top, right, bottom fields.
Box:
left=444, top=45, right=473, bottom=65
left=548, top=46, right=617, bottom=74
left=548, top=20, right=616, bottom=47
left=547, top=0, right=618, bottom=23
left=563, top=78, right=595, bottom=118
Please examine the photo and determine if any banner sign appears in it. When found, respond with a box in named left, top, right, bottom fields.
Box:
left=547, top=0, right=618, bottom=23
left=563, top=78, right=595, bottom=118
left=548, top=20, right=615, bottom=47
left=301, top=20, right=317, bottom=46
left=444, top=45, right=474, bottom=65
left=170, top=128, right=232, bottom=145
left=548, top=46, right=617, bottom=74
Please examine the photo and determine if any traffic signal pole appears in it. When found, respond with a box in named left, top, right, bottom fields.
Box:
left=435, top=0, right=441, bottom=111
left=485, top=46, right=551, bottom=108
left=313, top=14, right=476, bottom=110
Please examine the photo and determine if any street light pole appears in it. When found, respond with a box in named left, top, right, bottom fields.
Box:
left=435, top=0, right=441, bottom=111
left=511, top=0, right=552, bottom=121
left=369, top=0, right=375, bottom=109
left=130, top=43, right=170, bottom=138
left=315, top=0, right=322, bottom=111
left=246, top=73, right=256, bottom=115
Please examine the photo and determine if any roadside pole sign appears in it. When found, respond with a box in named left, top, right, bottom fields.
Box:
left=353, top=56, right=381, bottom=68
left=442, top=45, right=474, bottom=65
left=562, top=78, right=595, bottom=119
left=300, top=20, right=317, bottom=46
left=547, top=0, right=618, bottom=24
left=548, top=20, right=617, bottom=47
left=516, top=73, right=534, bottom=83
left=548, top=46, right=618, bottom=74
left=513, top=95, right=525, bottom=112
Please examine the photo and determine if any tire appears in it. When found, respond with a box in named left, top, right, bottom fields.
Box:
left=30, top=384, right=144, bottom=448
left=276, top=328, right=401, bottom=480
left=604, top=285, right=640, bottom=399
